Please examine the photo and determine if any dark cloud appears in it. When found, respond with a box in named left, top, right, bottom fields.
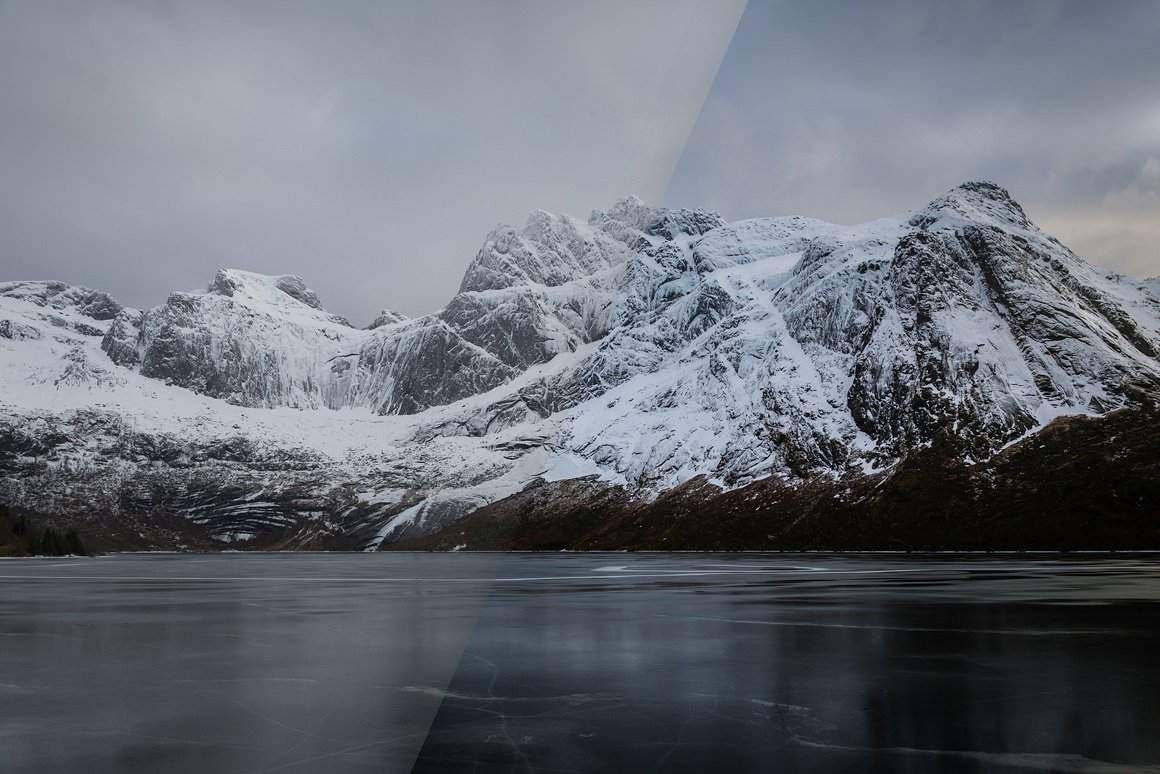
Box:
left=7, top=0, right=1153, bottom=322
left=665, top=0, right=1160, bottom=278
left=0, top=0, right=743, bottom=321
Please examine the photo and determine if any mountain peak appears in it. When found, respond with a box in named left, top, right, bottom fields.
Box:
left=0, top=280, right=125, bottom=321
left=188, top=269, right=355, bottom=331
left=953, top=179, right=1017, bottom=202
left=591, top=194, right=652, bottom=226
left=207, top=269, right=328, bottom=311
left=459, top=199, right=648, bottom=293
left=912, top=180, right=1030, bottom=230
left=366, top=308, right=410, bottom=329
left=645, top=207, right=726, bottom=240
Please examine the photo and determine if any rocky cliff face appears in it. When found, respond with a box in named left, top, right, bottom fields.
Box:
left=557, top=183, right=1160, bottom=490
left=2, top=183, right=1158, bottom=548
left=136, top=270, right=360, bottom=409
left=114, top=199, right=652, bottom=416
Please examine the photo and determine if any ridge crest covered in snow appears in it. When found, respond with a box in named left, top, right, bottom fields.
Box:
left=2, top=182, right=1158, bottom=547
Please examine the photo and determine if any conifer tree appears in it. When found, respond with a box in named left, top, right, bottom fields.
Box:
left=37, top=527, right=66, bottom=556
left=64, top=530, right=85, bottom=556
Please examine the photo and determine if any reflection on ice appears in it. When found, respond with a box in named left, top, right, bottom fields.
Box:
left=1, top=553, right=1158, bottom=773
left=417, top=554, right=1160, bottom=774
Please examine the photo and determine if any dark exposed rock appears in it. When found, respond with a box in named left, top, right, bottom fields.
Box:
left=351, top=318, right=516, bottom=415
left=398, top=406, right=1160, bottom=552
left=100, top=310, right=143, bottom=366
left=645, top=207, right=725, bottom=239
left=438, top=292, right=565, bottom=369
left=0, top=281, right=124, bottom=320
left=0, top=319, right=41, bottom=340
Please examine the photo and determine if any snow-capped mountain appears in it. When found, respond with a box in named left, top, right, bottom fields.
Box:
left=2, top=182, right=1158, bottom=550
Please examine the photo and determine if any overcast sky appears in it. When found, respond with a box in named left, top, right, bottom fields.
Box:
left=1, top=1, right=1156, bottom=324
left=0, top=0, right=743, bottom=322
left=665, top=0, right=1160, bottom=281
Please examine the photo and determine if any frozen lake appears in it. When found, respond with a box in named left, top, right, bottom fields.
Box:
left=1, top=553, right=1158, bottom=773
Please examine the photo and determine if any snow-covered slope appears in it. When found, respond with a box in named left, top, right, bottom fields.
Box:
left=2, top=182, right=1158, bottom=547
left=560, top=182, right=1160, bottom=490
left=135, top=269, right=360, bottom=409
left=107, top=199, right=653, bottom=416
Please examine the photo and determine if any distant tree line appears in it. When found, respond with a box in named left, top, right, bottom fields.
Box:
left=0, top=504, right=87, bottom=557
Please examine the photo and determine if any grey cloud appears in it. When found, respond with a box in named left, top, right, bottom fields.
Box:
left=0, top=0, right=744, bottom=321
left=665, top=0, right=1160, bottom=278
